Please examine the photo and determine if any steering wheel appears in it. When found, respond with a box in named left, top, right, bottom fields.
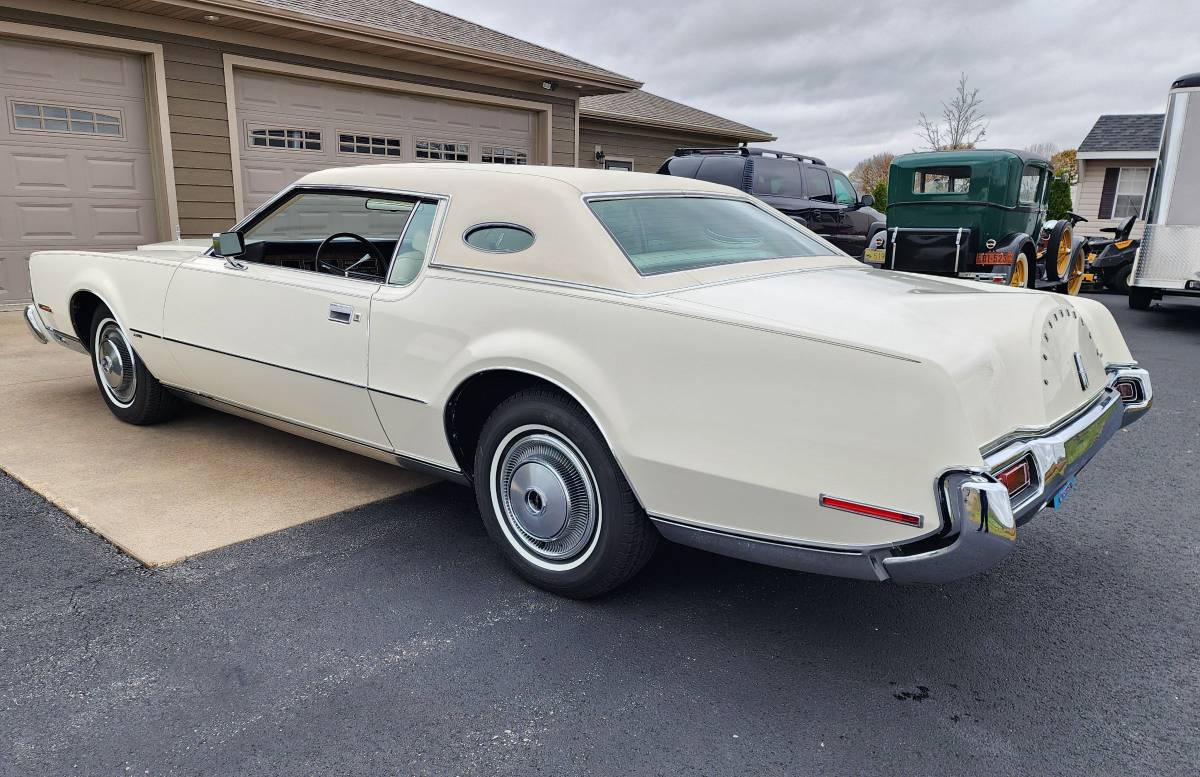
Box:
left=314, top=232, right=385, bottom=278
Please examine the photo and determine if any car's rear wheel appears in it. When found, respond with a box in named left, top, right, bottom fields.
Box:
left=1008, top=252, right=1030, bottom=288
left=89, top=307, right=180, bottom=425
left=473, top=388, right=658, bottom=598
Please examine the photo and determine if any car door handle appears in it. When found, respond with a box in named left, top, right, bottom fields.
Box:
left=328, top=303, right=354, bottom=324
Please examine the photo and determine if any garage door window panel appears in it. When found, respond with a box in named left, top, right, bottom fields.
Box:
left=11, top=101, right=123, bottom=137
left=240, top=191, right=420, bottom=280
left=248, top=126, right=322, bottom=151
left=482, top=146, right=528, bottom=165
left=416, top=140, right=469, bottom=161
left=339, top=133, right=403, bottom=157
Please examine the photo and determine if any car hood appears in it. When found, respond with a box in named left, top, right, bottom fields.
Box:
left=661, top=265, right=1112, bottom=450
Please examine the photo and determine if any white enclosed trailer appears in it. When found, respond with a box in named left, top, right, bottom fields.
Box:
left=1131, top=72, right=1200, bottom=308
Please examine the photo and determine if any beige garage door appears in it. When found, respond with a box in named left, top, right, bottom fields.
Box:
left=0, top=37, right=159, bottom=304
left=234, top=69, right=536, bottom=212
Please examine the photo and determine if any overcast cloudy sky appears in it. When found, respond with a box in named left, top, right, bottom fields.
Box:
left=425, top=0, right=1195, bottom=171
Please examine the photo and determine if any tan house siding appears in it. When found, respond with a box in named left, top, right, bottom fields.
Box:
left=1076, top=159, right=1153, bottom=239
left=163, top=42, right=236, bottom=237
left=578, top=119, right=742, bottom=173
left=0, top=2, right=584, bottom=238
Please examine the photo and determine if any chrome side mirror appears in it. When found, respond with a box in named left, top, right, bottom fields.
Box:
left=212, top=231, right=245, bottom=258
left=212, top=231, right=248, bottom=270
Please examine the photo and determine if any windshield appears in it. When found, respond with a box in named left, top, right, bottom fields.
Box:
left=588, top=196, right=831, bottom=276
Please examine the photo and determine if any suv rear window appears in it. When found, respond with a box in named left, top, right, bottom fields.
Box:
left=588, top=195, right=830, bottom=276
left=913, top=166, right=971, bottom=194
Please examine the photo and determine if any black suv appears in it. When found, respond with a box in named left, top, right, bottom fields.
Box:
left=657, top=147, right=884, bottom=258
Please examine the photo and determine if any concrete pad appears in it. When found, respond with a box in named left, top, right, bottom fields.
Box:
left=0, top=311, right=434, bottom=565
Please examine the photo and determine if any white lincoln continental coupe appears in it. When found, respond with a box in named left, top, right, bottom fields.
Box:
left=25, top=165, right=1151, bottom=597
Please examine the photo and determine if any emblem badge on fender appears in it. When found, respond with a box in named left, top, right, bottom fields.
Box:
left=1073, top=352, right=1089, bottom=390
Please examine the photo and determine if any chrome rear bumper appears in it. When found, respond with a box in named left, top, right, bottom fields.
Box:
left=654, top=366, right=1152, bottom=585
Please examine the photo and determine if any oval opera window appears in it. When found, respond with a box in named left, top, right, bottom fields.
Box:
left=463, top=223, right=535, bottom=253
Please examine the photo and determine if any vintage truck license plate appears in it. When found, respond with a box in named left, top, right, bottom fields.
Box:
left=863, top=247, right=886, bottom=264
left=1050, top=477, right=1077, bottom=510
left=976, top=251, right=1014, bottom=265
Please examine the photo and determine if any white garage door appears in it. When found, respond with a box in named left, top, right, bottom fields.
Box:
left=0, top=37, right=158, bottom=304
left=234, top=70, right=536, bottom=213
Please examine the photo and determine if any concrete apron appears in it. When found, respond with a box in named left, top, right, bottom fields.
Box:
left=0, top=311, right=434, bottom=565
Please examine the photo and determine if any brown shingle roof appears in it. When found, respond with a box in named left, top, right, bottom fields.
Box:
left=245, top=0, right=637, bottom=84
left=580, top=89, right=774, bottom=142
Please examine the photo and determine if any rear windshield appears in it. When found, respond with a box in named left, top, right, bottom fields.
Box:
left=912, top=166, right=971, bottom=194
left=588, top=196, right=831, bottom=276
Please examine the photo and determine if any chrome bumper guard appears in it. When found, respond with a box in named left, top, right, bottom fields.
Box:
left=23, top=303, right=88, bottom=354
left=24, top=303, right=50, bottom=344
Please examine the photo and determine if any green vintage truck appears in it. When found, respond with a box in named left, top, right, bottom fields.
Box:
left=863, top=149, right=1086, bottom=294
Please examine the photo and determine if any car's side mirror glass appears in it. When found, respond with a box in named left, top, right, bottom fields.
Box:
left=212, top=231, right=245, bottom=257
left=860, top=194, right=875, bottom=208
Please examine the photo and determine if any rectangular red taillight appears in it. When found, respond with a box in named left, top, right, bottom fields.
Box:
left=1115, top=380, right=1138, bottom=401
left=996, top=458, right=1032, bottom=498
left=819, top=494, right=923, bottom=527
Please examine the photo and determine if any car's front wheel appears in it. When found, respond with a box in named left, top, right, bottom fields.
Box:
left=89, top=307, right=180, bottom=425
left=473, top=388, right=658, bottom=598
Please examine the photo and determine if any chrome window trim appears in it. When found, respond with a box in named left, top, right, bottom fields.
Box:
left=461, top=222, right=536, bottom=254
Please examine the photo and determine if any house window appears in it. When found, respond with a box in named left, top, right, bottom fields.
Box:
left=604, top=159, right=634, bottom=171
left=12, top=102, right=122, bottom=136
left=338, top=133, right=402, bottom=157
left=415, top=140, right=469, bottom=161
left=1112, top=167, right=1150, bottom=218
left=482, top=146, right=528, bottom=165
left=249, top=127, right=322, bottom=151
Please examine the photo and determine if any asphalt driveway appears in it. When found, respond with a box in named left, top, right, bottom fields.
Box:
left=2, top=295, right=1197, bottom=776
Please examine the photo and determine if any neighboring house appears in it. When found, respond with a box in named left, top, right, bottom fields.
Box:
left=0, top=0, right=769, bottom=305
left=577, top=89, right=774, bottom=171
left=1075, top=114, right=1164, bottom=239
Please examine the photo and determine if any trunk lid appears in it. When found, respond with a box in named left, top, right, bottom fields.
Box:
left=663, top=266, right=1109, bottom=449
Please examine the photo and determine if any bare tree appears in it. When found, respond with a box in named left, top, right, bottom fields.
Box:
left=849, top=151, right=895, bottom=193
left=1025, top=142, right=1058, bottom=158
left=917, top=73, right=988, bottom=151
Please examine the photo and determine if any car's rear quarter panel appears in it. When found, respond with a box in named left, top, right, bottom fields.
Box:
left=372, top=272, right=982, bottom=548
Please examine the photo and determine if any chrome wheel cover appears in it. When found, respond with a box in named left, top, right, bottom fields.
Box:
left=94, top=318, right=137, bottom=407
left=491, top=425, right=601, bottom=570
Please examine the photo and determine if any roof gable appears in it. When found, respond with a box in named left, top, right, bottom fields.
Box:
left=1079, top=114, right=1164, bottom=153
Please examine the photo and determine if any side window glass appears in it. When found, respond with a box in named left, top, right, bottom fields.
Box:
left=832, top=173, right=857, bottom=205
left=1019, top=165, right=1043, bottom=204
left=388, top=201, right=439, bottom=286
left=803, top=167, right=834, bottom=202
left=240, top=192, right=418, bottom=281
left=697, top=156, right=746, bottom=188
left=751, top=158, right=804, bottom=198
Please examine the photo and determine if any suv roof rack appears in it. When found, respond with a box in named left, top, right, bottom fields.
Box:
left=673, top=147, right=827, bottom=166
